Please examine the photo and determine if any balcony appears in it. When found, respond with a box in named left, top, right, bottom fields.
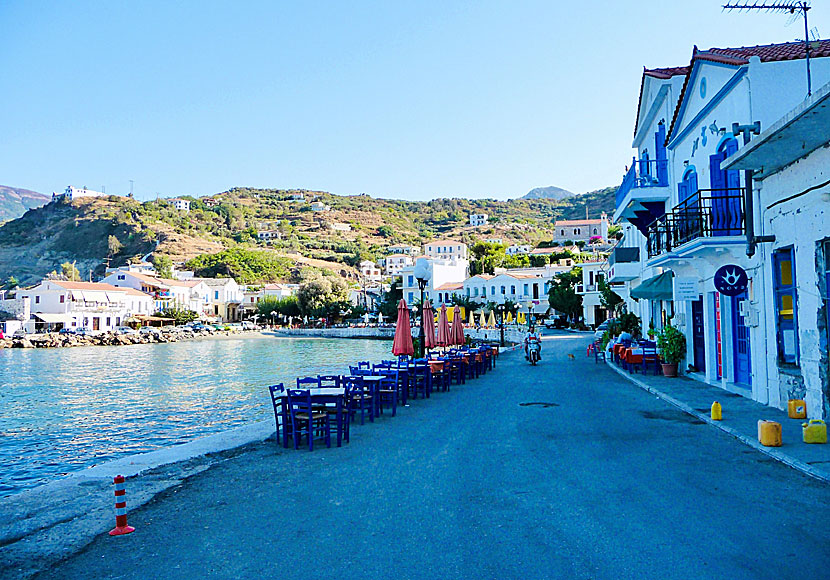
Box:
left=646, top=188, right=746, bottom=259
left=607, top=246, right=641, bottom=282
left=613, top=158, right=671, bottom=224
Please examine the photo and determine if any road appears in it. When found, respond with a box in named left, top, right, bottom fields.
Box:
left=35, top=332, right=830, bottom=580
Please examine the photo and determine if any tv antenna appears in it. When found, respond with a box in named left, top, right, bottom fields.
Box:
left=722, top=1, right=814, bottom=96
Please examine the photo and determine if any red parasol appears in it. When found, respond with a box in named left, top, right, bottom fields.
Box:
left=422, top=300, right=436, bottom=351
left=436, top=304, right=451, bottom=348
left=392, top=299, right=414, bottom=357
left=451, top=305, right=465, bottom=345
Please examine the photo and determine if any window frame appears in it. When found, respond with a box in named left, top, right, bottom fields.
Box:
left=772, top=246, right=799, bottom=366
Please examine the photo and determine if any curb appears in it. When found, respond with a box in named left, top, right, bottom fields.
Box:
left=605, top=360, right=830, bottom=484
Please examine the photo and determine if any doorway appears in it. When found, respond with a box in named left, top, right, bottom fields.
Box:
left=691, top=297, right=706, bottom=373
left=731, top=291, right=751, bottom=386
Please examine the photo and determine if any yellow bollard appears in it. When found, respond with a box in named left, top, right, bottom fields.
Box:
left=758, top=420, right=782, bottom=447
left=711, top=401, right=722, bottom=421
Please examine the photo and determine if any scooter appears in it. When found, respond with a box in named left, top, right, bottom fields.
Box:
left=527, top=339, right=541, bottom=366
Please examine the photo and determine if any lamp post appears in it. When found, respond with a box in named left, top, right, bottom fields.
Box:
left=413, top=259, right=430, bottom=358
left=497, top=303, right=505, bottom=347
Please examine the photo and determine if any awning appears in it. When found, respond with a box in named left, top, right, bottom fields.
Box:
left=33, top=313, right=73, bottom=324
left=630, top=271, right=674, bottom=301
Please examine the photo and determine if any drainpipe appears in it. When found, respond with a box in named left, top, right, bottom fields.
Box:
left=732, top=122, right=773, bottom=257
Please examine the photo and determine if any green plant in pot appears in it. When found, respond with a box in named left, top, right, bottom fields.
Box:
left=656, top=324, right=686, bottom=377
left=647, top=321, right=657, bottom=339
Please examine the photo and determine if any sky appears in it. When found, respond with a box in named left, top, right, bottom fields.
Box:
left=1, top=0, right=828, bottom=202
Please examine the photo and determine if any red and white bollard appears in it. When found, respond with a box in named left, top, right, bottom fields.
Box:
left=109, top=475, right=135, bottom=536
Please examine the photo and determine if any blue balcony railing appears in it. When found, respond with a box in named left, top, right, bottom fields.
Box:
left=615, top=158, right=669, bottom=208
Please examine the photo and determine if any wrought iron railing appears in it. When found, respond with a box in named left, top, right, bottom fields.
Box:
left=646, top=188, right=746, bottom=258
left=615, top=158, right=669, bottom=208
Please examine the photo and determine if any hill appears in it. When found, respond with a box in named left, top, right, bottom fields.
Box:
left=0, top=186, right=49, bottom=222
left=0, top=186, right=616, bottom=286
left=521, top=185, right=576, bottom=200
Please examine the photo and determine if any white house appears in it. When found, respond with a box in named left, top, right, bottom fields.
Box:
left=506, top=245, right=531, bottom=255
left=52, top=186, right=109, bottom=201
left=723, top=79, right=830, bottom=420
left=289, top=192, right=306, bottom=202
left=387, top=244, right=420, bottom=256
left=310, top=201, right=330, bottom=212
left=470, top=213, right=489, bottom=227
left=484, top=237, right=503, bottom=245
left=401, top=256, right=469, bottom=306
left=576, top=261, right=608, bottom=327
left=385, top=253, right=413, bottom=278
left=434, top=282, right=463, bottom=305
left=553, top=213, right=609, bottom=243
left=612, top=39, right=830, bottom=405
left=462, top=264, right=571, bottom=306
left=17, top=280, right=153, bottom=332
left=170, top=198, right=191, bottom=212
left=257, top=230, right=281, bottom=242
left=101, top=270, right=211, bottom=316
left=423, top=240, right=468, bottom=260
left=0, top=295, right=31, bottom=335
left=329, top=223, right=352, bottom=232
left=359, top=260, right=382, bottom=282
left=197, top=278, right=243, bottom=322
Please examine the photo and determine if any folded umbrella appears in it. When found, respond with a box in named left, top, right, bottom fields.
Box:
left=392, top=299, right=414, bottom=357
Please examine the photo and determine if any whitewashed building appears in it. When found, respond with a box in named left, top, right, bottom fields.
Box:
left=470, top=213, right=489, bottom=227
left=170, top=198, right=191, bottom=212
left=723, top=79, right=830, bottom=420
left=18, top=281, right=153, bottom=332
left=387, top=244, right=420, bottom=256
left=359, top=260, right=382, bottom=282
left=507, top=244, right=532, bottom=255
left=611, top=39, right=830, bottom=406
left=553, top=214, right=609, bottom=243
left=52, top=186, right=109, bottom=201
left=384, top=253, right=414, bottom=278
left=576, top=261, right=608, bottom=327
left=197, top=278, right=243, bottom=322
left=423, top=240, right=468, bottom=260
left=257, top=230, right=281, bottom=242
left=102, top=270, right=211, bottom=316
left=401, top=256, right=469, bottom=306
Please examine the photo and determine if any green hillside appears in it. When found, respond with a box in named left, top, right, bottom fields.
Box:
left=0, top=186, right=616, bottom=286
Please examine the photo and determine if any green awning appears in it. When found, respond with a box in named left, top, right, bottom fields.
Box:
left=630, top=271, right=674, bottom=301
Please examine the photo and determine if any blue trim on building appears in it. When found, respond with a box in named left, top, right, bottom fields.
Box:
left=668, top=67, right=748, bottom=150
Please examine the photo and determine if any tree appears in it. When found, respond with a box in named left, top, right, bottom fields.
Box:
left=450, top=294, right=481, bottom=314
left=377, top=225, right=394, bottom=238
left=607, top=224, right=622, bottom=240
left=379, top=277, right=403, bottom=320
left=257, top=295, right=301, bottom=319
left=152, top=254, right=174, bottom=279
left=4, top=276, right=19, bottom=290
left=61, top=261, right=80, bottom=281
left=547, top=268, right=583, bottom=322
left=107, top=235, right=123, bottom=256
left=296, top=272, right=350, bottom=319
left=598, top=278, right=623, bottom=316
left=155, top=307, right=198, bottom=325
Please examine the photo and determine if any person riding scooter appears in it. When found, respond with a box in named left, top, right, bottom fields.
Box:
left=524, top=327, right=542, bottom=361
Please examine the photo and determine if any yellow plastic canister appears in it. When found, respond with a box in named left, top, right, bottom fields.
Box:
left=788, top=399, right=807, bottom=419
left=802, top=420, right=827, bottom=444
left=711, top=401, right=722, bottom=421
left=758, top=420, right=782, bottom=447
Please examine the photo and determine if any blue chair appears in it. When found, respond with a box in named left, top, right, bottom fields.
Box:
left=409, top=359, right=431, bottom=399
left=357, top=361, right=371, bottom=370
left=317, top=375, right=342, bottom=388
left=633, top=345, right=661, bottom=375
left=376, top=367, right=398, bottom=417
left=314, top=390, right=349, bottom=446
left=593, top=339, right=606, bottom=363
left=267, top=383, right=291, bottom=448
left=432, top=359, right=450, bottom=392
left=344, top=376, right=373, bottom=425
left=286, top=389, right=331, bottom=451
left=296, top=376, right=320, bottom=389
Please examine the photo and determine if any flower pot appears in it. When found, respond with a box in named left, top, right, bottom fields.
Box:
left=661, top=363, right=678, bottom=377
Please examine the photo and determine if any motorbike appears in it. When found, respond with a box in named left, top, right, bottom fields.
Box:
left=527, top=339, right=541, bottom=366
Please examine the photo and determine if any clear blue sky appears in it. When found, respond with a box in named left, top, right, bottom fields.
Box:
left=2, top=0, right=827, bottom=201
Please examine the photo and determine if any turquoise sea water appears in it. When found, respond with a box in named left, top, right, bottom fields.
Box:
left=0, top=335, right=392, bottom=496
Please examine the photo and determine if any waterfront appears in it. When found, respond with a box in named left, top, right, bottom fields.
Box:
left=0, top=334, right=392, bottom=496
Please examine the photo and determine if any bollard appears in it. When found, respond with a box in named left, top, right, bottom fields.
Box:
left=109, top=475, right=135, bottom=536
left=711, top=401, right=722, bottom=421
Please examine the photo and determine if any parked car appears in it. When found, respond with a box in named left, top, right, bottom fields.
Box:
left=12, top=329, right=27, bottom=338
left=75, top=327, right=96, bottom=336
left=177, top=325, right=195, bottom=333
left=138, top=326, right=160, bottom=335
left=543, top=316, right=567, bottom=329
left=594, top=319, right=615, bottom=339
left=115, top=326, right=137, bottom=335
left=59, top=327, right=77, bottom=335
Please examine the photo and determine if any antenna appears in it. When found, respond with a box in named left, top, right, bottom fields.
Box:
left=722, top=1, right=813, bottom=96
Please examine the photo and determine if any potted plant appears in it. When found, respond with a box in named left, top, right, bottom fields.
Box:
left=647, top=322, right=657, bottom=340
left=656, top=324, right=686, bottom=377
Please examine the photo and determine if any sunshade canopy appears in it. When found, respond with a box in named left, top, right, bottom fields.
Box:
left=630, top=271, right=674, bottom=301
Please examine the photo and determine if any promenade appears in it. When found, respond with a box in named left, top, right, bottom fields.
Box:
left=31, top=332, right=830, bottom=580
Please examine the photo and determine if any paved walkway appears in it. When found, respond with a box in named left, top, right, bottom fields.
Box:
left=603, top=354, right=830, bottom=482
left=29, top=333, right=830, bottom=580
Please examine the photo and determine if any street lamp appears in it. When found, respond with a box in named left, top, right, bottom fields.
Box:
left=413, top=259, right=430, bottom=358
left=497, top=303, right=505, bottom=347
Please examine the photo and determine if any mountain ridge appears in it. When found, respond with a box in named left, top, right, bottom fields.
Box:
left=521, top=185, right=576, bottom=200
left=0, top=185, right=49, bottom=222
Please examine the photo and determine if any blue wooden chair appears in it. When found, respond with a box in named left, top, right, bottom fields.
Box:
left=357, top=361, right=371, bottom=370
left=344, top=375, right=373, bottom=425
left=296, top=376, right=320, bottom=389
left=286, top=389, right=331, bottom=451
left=593, top=339, right=606, bottom=363
left=267, top=383, right=291, bottom=448
left=409, top=359, right=431, bottom=399
left=317, top=375, right=342, bottom=388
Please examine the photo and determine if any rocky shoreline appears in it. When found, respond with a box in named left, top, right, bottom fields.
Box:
left=0, top=328, right=260, bottom=349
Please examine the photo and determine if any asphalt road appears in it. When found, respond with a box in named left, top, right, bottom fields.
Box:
left=34, top=333, right=830, bottom=580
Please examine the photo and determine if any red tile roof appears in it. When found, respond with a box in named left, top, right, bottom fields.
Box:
left=50, top=281, right=122, bottom=291
left=644, top=66, right=690, bottom=80
left=667, top=40, right=830, bottom=142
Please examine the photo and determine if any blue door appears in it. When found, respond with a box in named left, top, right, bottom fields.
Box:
left=691, top=297, right=706, bottom=373
left=731, top=291, right=751, bottom=386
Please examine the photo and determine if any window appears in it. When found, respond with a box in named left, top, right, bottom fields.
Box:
left=408, top=292, right=414, bottom=303
left=500, top=286, right=506, bottom=295
left=491, top=286, right=496, bottom=296
left=474, top=288, right=479, bottom=297
left=106, top=317, right=111, bottom=327
left=118, top=274, right=125, bottom=280
left=214, top=291, right=219, bottom=300
left=408, top=275, right=414, bottom=286
left=60, top=295, right=65, bottom=303
left=593, top=228, right=598, bottom=235
left=510, top=285, right=516, bottom=295
left=589, top=271, right=594, bottom=286
left=35, top=296, right=40, bottom=304
left=560, top=230, right=564, bottom=236
left=524, top=283, right=528, bottom=295
left=773, top=247, right=798, bottom=365
left=482, top=287, right=486, bottom=297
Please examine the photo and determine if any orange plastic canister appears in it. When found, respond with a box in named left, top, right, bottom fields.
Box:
left=788, top=399, right=807, bottom=419
left=758, top=420, right=782, bottom=447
